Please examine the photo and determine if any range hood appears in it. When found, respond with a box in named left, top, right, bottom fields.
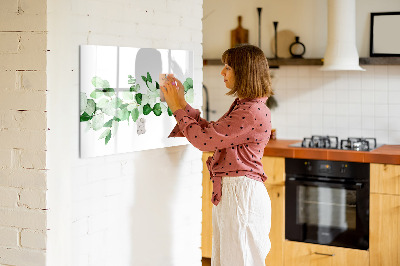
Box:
left=320, top=0, right=365, bottom=71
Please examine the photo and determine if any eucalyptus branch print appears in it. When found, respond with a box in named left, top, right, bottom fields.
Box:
left=80, top=73, right=194, bottom=145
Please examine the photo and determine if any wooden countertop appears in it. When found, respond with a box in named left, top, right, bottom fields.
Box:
left=263, top=139, right=400, bottom=165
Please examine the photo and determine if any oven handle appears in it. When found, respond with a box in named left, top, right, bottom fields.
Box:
left=286, top=177, right=364, bottom=189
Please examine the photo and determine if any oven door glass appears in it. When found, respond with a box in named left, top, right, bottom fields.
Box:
left=286, top=180, right=369, bottom=250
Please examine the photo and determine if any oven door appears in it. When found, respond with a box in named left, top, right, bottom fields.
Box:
left=285, top=177, right=369, bottom=250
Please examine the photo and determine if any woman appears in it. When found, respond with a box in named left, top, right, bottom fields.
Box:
left=161, top=44, right=273, bottom=266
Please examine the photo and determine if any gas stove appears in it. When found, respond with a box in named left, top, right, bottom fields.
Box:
left=289, top=135, right=381, bottom=151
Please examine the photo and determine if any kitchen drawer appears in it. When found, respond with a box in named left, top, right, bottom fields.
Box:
left=284, top=241, right=369, bottom=266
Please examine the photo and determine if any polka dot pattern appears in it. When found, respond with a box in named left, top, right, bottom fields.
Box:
left=168, top=98, right=272, bottom=206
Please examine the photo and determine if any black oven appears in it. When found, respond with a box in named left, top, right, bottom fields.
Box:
left=285, top=158, right=369, bottom=250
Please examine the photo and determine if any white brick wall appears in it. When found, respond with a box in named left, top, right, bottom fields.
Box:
left=0, top=0, right=48, bottom=265
left=46, top=0, right=203, bottom=266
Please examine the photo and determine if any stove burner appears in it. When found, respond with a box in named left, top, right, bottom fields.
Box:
left=301, top=135, right=339, bottom=149
left=340, top=137, right=377, bottom=151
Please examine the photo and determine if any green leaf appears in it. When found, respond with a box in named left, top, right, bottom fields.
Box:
left=105, top=130, right=112, bottom=145
left=167, top=107, right=173, bottom=116
left=131, top=108, right=139, bottom=122
left=160, top=103, right=167, bottom=113
left=90, top=89, right=104, bottom=99
left=122, top=91, right=133, bottom=100
left=103, top=87, right=115, bottom=97
left=102, top=106, right=116, bottom=117
left=92, top=113, right=104, bottom=131
left=130, top=84, right=139, bottom=92
left=127, top=104, right=136, bottom=112
left=185, top=88, right=194, bottom=103
left=120, top=103, right=129, bottom=109
left=156, top=82, right=160, bottom=90
left=97, top=98, right=109, bottom=108
left=143, top=104, right=152, bottom=115
left=103, top=119, right=113, bottom=127
left=80, top=92, right=87, bottom=112
left=135, top=93, right=142, bottom=105
left=141, top=75, right=147, bottom=83
left=99, top=128, right=111, bottom=139
left=153, top=103, right=162, bottom=116
left=148, top=82, right=157, bottom=92
left=92, top=76, right=110, bottom=88
left=110, top=97, right=122, bottom=109
left=85, top=99, right=96, bottom=115
left=183, top=78, right=193, bottom=92
left=80, top=112, right=92, bottom=122
left=116, top=108, right=129, bottom=121
left=147, top=72, right=152, bottom=83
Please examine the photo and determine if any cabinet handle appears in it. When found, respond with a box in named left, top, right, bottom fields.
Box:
left=314, top=252, right=335, bottom=257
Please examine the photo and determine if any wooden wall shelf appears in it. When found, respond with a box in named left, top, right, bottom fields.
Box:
left=203, top=57, right=400, bottom=67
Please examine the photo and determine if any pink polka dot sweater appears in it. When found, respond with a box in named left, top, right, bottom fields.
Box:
left=168, top=97, right=272, bottom=206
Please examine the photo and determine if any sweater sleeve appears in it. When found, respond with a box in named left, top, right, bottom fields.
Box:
left=168, top=104, right=210, bottom=138
left=172, top=106, right=257, bottom=152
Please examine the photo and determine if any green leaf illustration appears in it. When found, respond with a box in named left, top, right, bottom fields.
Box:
left=92, top=76, right=110, bottom=88
left=128, top=75, right=136, bottom=84
left=80, top=112, right=92, bottom=122
left=183, top=78, right=193, bottom=92
left=127, top=104, right=136, bottom=112
left=116, top=108, right=129, bottom=121
left=156, top=82, right=160, bottom=90
left=135, top=93, right=142, bottom=105
left=99, top=128, right=111, bottom=139
left=85, top=99, right=96, bottom=115
left=153, top=103, right=162, bottom=116
left=92, top=113, right=104, bottom=131
left=105, top=130, right=112, bottom=145
left=122, top=91, right=134, bottom=100
left=148, top=82, right=157, bottom=92
left=143, top=104, right=152, bottom=115
left=90, top=89, right=104, bottom=99
left=110, top=97, right=122, bottom=109
left=80, top=92, right=87, bottom=112
left=147, top=72, right=152, bottom=83
left=185, top=88, right=194, bottom=103
left=130, top=84, right=140, bottom=92
left=103, top=119, right=113, bottom=127
left=167, top=107, right=173, bottom=116
left=103, top=87, right=115, bottom=97
left=97, top=98, right=109, bottom=108
left=131, top=108, right=139, bottom=122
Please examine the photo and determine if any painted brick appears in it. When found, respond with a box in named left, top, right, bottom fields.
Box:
left=0, top=227, right=19, bottom=247
left=20, top=150, right=46, bottom=170
left=0, top=110, right=47, bottom=130
left=0, top=247, right=45, bottom=266
left=0, top=71, right=16, bottom=90
left=0, top=90, right=46, bottom=111
left=20, top=229, right=46, bottom=249
left=0, top=208, right=46, bottom=230
left=0, top=33, right=20, bottom=54
left=16, top=70, right=47, bottom=91
left=0, top=32, right=47, bottom=71
left=19, top=189, right=46, bottom=209
left=0, top=129, right=46, bottom=150
left=0, top=149, right=11, bottom=169
left=0, top=187, right=19, bottom=208
left=0, top=169, right=47, bottom=189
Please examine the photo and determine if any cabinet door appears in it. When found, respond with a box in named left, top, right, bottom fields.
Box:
left=370, top=193, right=400, bottom=266
left=264, top=184, right=284, bottom=266
left=370, top=163, right=400, bottom=195
left=262, top=156, right=285, bottom=185
left=284, top=241, right=369, bottom=266
left=202, top=152, right=213, bottom=258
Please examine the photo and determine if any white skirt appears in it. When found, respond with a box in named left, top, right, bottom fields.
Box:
left=212, top=176, right=271, bottom=266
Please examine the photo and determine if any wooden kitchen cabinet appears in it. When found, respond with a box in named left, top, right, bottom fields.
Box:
left=202, top=152, right=213, bottom=258
left=370, top=163, right=400, bottom=266
left=284, top=241, right=369, bottom=266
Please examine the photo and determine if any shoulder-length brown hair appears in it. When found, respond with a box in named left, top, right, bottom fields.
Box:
left=221, top=44, right=273, bottom=99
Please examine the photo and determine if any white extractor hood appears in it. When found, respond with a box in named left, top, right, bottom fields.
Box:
left=320, top=0, right=365, bottom=71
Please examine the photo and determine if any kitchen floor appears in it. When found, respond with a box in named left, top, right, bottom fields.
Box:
left=202, top=257, right=211, bottom=266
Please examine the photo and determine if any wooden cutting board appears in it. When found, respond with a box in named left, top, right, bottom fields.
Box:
left=231, top=16, right=249, bottom=48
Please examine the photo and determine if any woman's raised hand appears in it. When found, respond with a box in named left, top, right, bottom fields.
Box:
left=160, top=77, right=184, bottom=113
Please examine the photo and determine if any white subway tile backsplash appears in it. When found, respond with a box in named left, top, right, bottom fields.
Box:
left=388, top=117, right=400, bottom=131
left=388, top=131, right=400, bottom=143
left=204, top=65, right=400, bottom=144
